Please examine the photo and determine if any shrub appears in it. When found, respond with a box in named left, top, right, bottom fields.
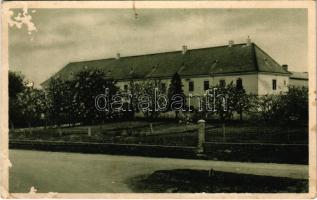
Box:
left=251, top=86, right=308, bottom=123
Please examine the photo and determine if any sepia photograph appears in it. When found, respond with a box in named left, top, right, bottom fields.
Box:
left=1, top=1, right=316, bottom=198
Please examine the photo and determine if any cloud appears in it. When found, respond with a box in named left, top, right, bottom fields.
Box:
left=9, top=8, right=308, bottom=86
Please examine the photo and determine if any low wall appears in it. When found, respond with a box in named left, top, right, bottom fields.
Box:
left=9, top=140, right=198, bottom=159
left=9, top=140, right=308, bottom=164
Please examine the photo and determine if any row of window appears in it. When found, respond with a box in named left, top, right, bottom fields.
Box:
left=123, top=83, right=167, bottom=92
left=123, top=78, right=283, bottom=92
left=123, top=79, right=243, bottom=93
left=189, top=78, right=243, bottom=92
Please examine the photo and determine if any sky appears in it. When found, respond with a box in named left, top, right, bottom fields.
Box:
left=9, top=8, right=308, bottom=86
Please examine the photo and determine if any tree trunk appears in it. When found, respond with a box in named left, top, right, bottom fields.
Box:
left=175, top=111, right=179, bottom=120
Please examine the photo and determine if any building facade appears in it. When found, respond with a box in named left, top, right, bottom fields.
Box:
left=42, top=39, right=292, bottom=97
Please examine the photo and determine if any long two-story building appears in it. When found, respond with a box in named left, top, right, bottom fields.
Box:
left=42, top=39, right=292, bottom=97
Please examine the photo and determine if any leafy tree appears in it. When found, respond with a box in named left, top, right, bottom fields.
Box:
left=59, top=80, right=78, bottom=126
left=255, top=94, right=280, bottom=122
left=255, top=86, right=308, bottom=123
left=232, top=84, right=250, bottom=121
left=9, top=71, right=26, bottom=129
left=71, top=69, right=118, bottom=125
left=205, top=81, right=251, bottom=121
left=214, top=82, right=235, bottom=121
left=167, top=73, right=185, bottom=119
left=253, top=86, right=308, bottom=124
left=9, top=71, right=25, bottom=98
left=126, top=80, right=143, bottom=119
left=46, top=76, right=67, bottom=127
left=129, top=80, right=165, bottom=119
left=280, top=86, right=308, bottom=121
left=16, top=88, right=47, bottom=131
left=46, top=69, right=119, bottom=126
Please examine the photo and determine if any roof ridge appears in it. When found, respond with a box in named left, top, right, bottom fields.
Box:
left=69, top=43, right=249, bottom=64
left=68, top=57, right=115, bottom=65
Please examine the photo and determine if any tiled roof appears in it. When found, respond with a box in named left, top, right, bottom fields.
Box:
left=41, top=43, right=290, bottom=86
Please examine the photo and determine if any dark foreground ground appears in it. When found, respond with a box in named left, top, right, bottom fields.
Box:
left=10, top=150, right=308, bottom=193
left=128, top=169, right=308, bottom=193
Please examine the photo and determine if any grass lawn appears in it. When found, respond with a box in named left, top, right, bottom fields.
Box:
left=206, top=124, right=308, bottom=144
left=10, top=121, right=202, bottom=146
left=10, top=120, right=307, bottom=145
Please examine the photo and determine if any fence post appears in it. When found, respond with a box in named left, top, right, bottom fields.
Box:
left=197, top=119, right=206, bottom=153
left=222, top=123, right=226, bottom=142
left=149, top=123, right=153, bottom=135
left=88, top=127, right=91, bottom=136
left=58, top=128, right=62, bottom=137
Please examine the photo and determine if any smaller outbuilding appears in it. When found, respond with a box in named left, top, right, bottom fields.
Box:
left=289, top=71, right=308, bottom=87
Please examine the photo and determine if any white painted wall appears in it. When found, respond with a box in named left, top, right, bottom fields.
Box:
left=258, top=73, right=289, bottom=95
left=117, top=73, right=290, bottom=96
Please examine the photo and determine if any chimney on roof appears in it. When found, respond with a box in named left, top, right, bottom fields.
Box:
left=116, top=53, right=120, bottom=60
left=246, top=36, right=252, bottom=46
left=228, top=40, right=234, bottom=47
left=282, top=64, right=288, bottom=71
left=182, top=45, right=188, bottom=54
